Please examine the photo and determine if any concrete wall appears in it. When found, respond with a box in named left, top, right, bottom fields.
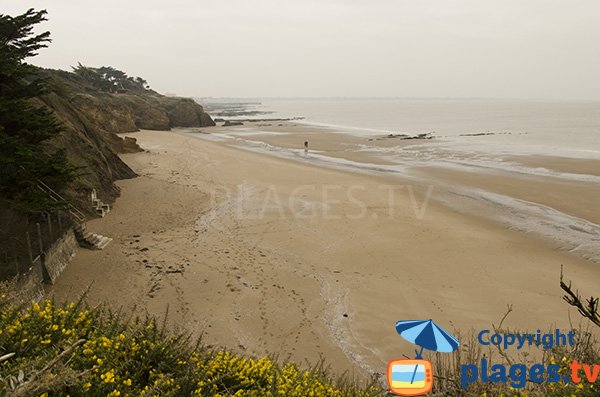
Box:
left=16, top=257, right=45, bottom=302
left=42, top=229, right=78, bottom=284
left=15, top=228, right=78, bottom=301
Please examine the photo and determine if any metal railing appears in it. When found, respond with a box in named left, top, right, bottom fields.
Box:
left=0, top=181, right=87, bottom=280
left=36, top=180, right=86, bottom=224
left=0, top=209, right=76, bottom=280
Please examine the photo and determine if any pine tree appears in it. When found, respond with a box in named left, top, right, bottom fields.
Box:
left=0, top=9, right=77, bottom=213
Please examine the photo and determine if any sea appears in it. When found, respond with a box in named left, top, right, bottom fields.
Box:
left=204, top=98, right=600, bottom=158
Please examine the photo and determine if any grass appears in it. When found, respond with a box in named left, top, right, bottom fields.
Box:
left=426, top=306, right=599, bottom=397
left=426, top=329, right=599, bottom=397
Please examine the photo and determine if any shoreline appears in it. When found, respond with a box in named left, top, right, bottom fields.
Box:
left=184, top=121, right=600, bottom=264
left=50, top=126, right=600, bottom=379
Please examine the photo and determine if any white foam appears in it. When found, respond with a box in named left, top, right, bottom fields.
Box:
left=437, top=188, right=600, bottom=263
left=355, top=142, right=600, bottom=182
left=187, top=131, right=600, bottom=263
left=225, top=128, right=290, bottom=137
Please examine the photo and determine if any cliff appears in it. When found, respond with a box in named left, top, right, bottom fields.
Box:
left=67, top=91, right=216, bottom=132
left=37, top=68, right=215, bottom=211
left=0, top=65, right=215, bottom=276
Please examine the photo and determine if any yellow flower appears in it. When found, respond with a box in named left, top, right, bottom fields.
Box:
left=123, top=378, right=132, bottom=386
left=101, top=370, right=115, bottom=383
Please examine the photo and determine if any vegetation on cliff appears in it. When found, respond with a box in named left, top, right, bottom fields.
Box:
left=0, top=9, right=78, bottom=214
left=71, top=64, right=150, bottom=94
left=48, top=65, right=215, bottom=132
left=31, top=64, right=216, bottom=207
left=0, top=8, right=215, bottom=214
left=0, top=8, right=215, bottom=280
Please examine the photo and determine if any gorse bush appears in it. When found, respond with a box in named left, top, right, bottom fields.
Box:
left=0, top=292, right=383, bottom=397
left=0, top=285, right=598, bottom=396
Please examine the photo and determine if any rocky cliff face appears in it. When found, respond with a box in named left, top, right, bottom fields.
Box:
left=36, top=69, right=215, bottom=213
left=161, top=97, right=217, bottom=127
left=66, top=93, right=216, bottom=132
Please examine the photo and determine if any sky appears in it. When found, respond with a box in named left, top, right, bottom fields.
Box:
left=4, top=0, right=600, bottom=100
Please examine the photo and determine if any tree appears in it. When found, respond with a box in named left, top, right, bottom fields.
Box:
left=135, top=76, right=149, bottom=89
left=73, top=63, right=151, bottom=93
left=0, top=9, right=77, bottom=213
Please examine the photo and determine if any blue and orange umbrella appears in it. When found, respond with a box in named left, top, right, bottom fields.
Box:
left=395, top=319, right=460, bottom=384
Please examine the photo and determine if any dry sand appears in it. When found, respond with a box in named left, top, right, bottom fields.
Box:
left=51, top=127, right=600, bottom=379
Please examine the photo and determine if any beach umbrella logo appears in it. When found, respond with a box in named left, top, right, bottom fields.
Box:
left=387, top=319, right=459, bottom=396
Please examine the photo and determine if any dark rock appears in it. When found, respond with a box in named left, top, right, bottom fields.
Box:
left=223, top=120, right=244, bottom=126
left=459, top=132, right=495, bottom=137
left=379, top=132, right=434, bottom=140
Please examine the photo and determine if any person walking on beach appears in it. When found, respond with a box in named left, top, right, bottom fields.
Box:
left=304, top=140, right=309, bottom=155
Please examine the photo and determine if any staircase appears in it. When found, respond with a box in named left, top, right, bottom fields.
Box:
left=74, top=223, right=112, bottom=250
left=91, top=189, right=111, bottom=217
left=36, top=181, right=112, bottom=250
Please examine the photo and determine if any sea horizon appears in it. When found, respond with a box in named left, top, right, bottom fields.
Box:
left=201, top=97, right=600, bottom=157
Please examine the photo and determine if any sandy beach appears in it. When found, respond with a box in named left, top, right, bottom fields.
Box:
left=51, top=125, right=600, bottom=379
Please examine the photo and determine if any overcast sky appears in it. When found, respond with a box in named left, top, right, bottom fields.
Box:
left=4, top=1, right=600, bottom=99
